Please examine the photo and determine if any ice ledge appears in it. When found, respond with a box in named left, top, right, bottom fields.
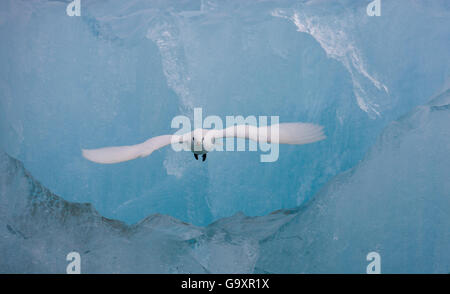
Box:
left=0, top=151, right=294, bottom=273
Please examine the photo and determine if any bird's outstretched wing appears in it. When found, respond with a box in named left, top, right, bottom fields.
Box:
left=209, top=123, right=326, bottom=145
left=82, top=134, right=184, bottom=164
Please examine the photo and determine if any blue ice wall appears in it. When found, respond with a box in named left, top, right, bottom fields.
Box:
left=1, top=89, right=449, bottom=273
left=257, top=90, right=450, bottom=273
left=0, top=0, right=449, bottom=225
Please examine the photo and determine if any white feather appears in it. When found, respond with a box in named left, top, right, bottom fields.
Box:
left=82, top=135, right=179, bottom=164
left=210, top=123, right=326, bottom=144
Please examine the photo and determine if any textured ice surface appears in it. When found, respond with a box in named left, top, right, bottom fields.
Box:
left=1, top=0, right=449, bottom=225
left=1, top=90, right=449, bottom=273
left=256, top=90, right=450, bottom=273
left=0, top=150, right=295, bottom=273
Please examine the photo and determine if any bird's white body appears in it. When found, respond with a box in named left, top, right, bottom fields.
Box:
left=189, top=128, right=210, bottom=160
left=82, top=123, right=326, bottom=163
left=190, top=128, right=210, bottom=154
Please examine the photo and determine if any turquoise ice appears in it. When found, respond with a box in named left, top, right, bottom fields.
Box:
left=0, top=1, right=449, bottom=273
left=0, top=89, right=449, bottom=273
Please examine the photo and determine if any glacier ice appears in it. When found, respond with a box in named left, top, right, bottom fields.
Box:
left=1, top=89, right=449, bottom=273
left=256, top=90, right=450, bottom=273
left=0, top=0, right=449, bottom=274
left=0, top=150, right=295, bottom=273
left=1, top=0, right=449, bottom=226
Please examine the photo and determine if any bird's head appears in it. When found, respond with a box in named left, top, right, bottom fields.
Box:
left=192, top=128, right=204, bottom=151
left=191, top=129, right=216, bottom=152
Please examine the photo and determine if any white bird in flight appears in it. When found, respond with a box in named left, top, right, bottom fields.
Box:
left=82, top=123, right=325, bottom=163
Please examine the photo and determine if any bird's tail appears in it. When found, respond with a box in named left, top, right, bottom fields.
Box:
left=275, top=123, right=326, bottom=145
